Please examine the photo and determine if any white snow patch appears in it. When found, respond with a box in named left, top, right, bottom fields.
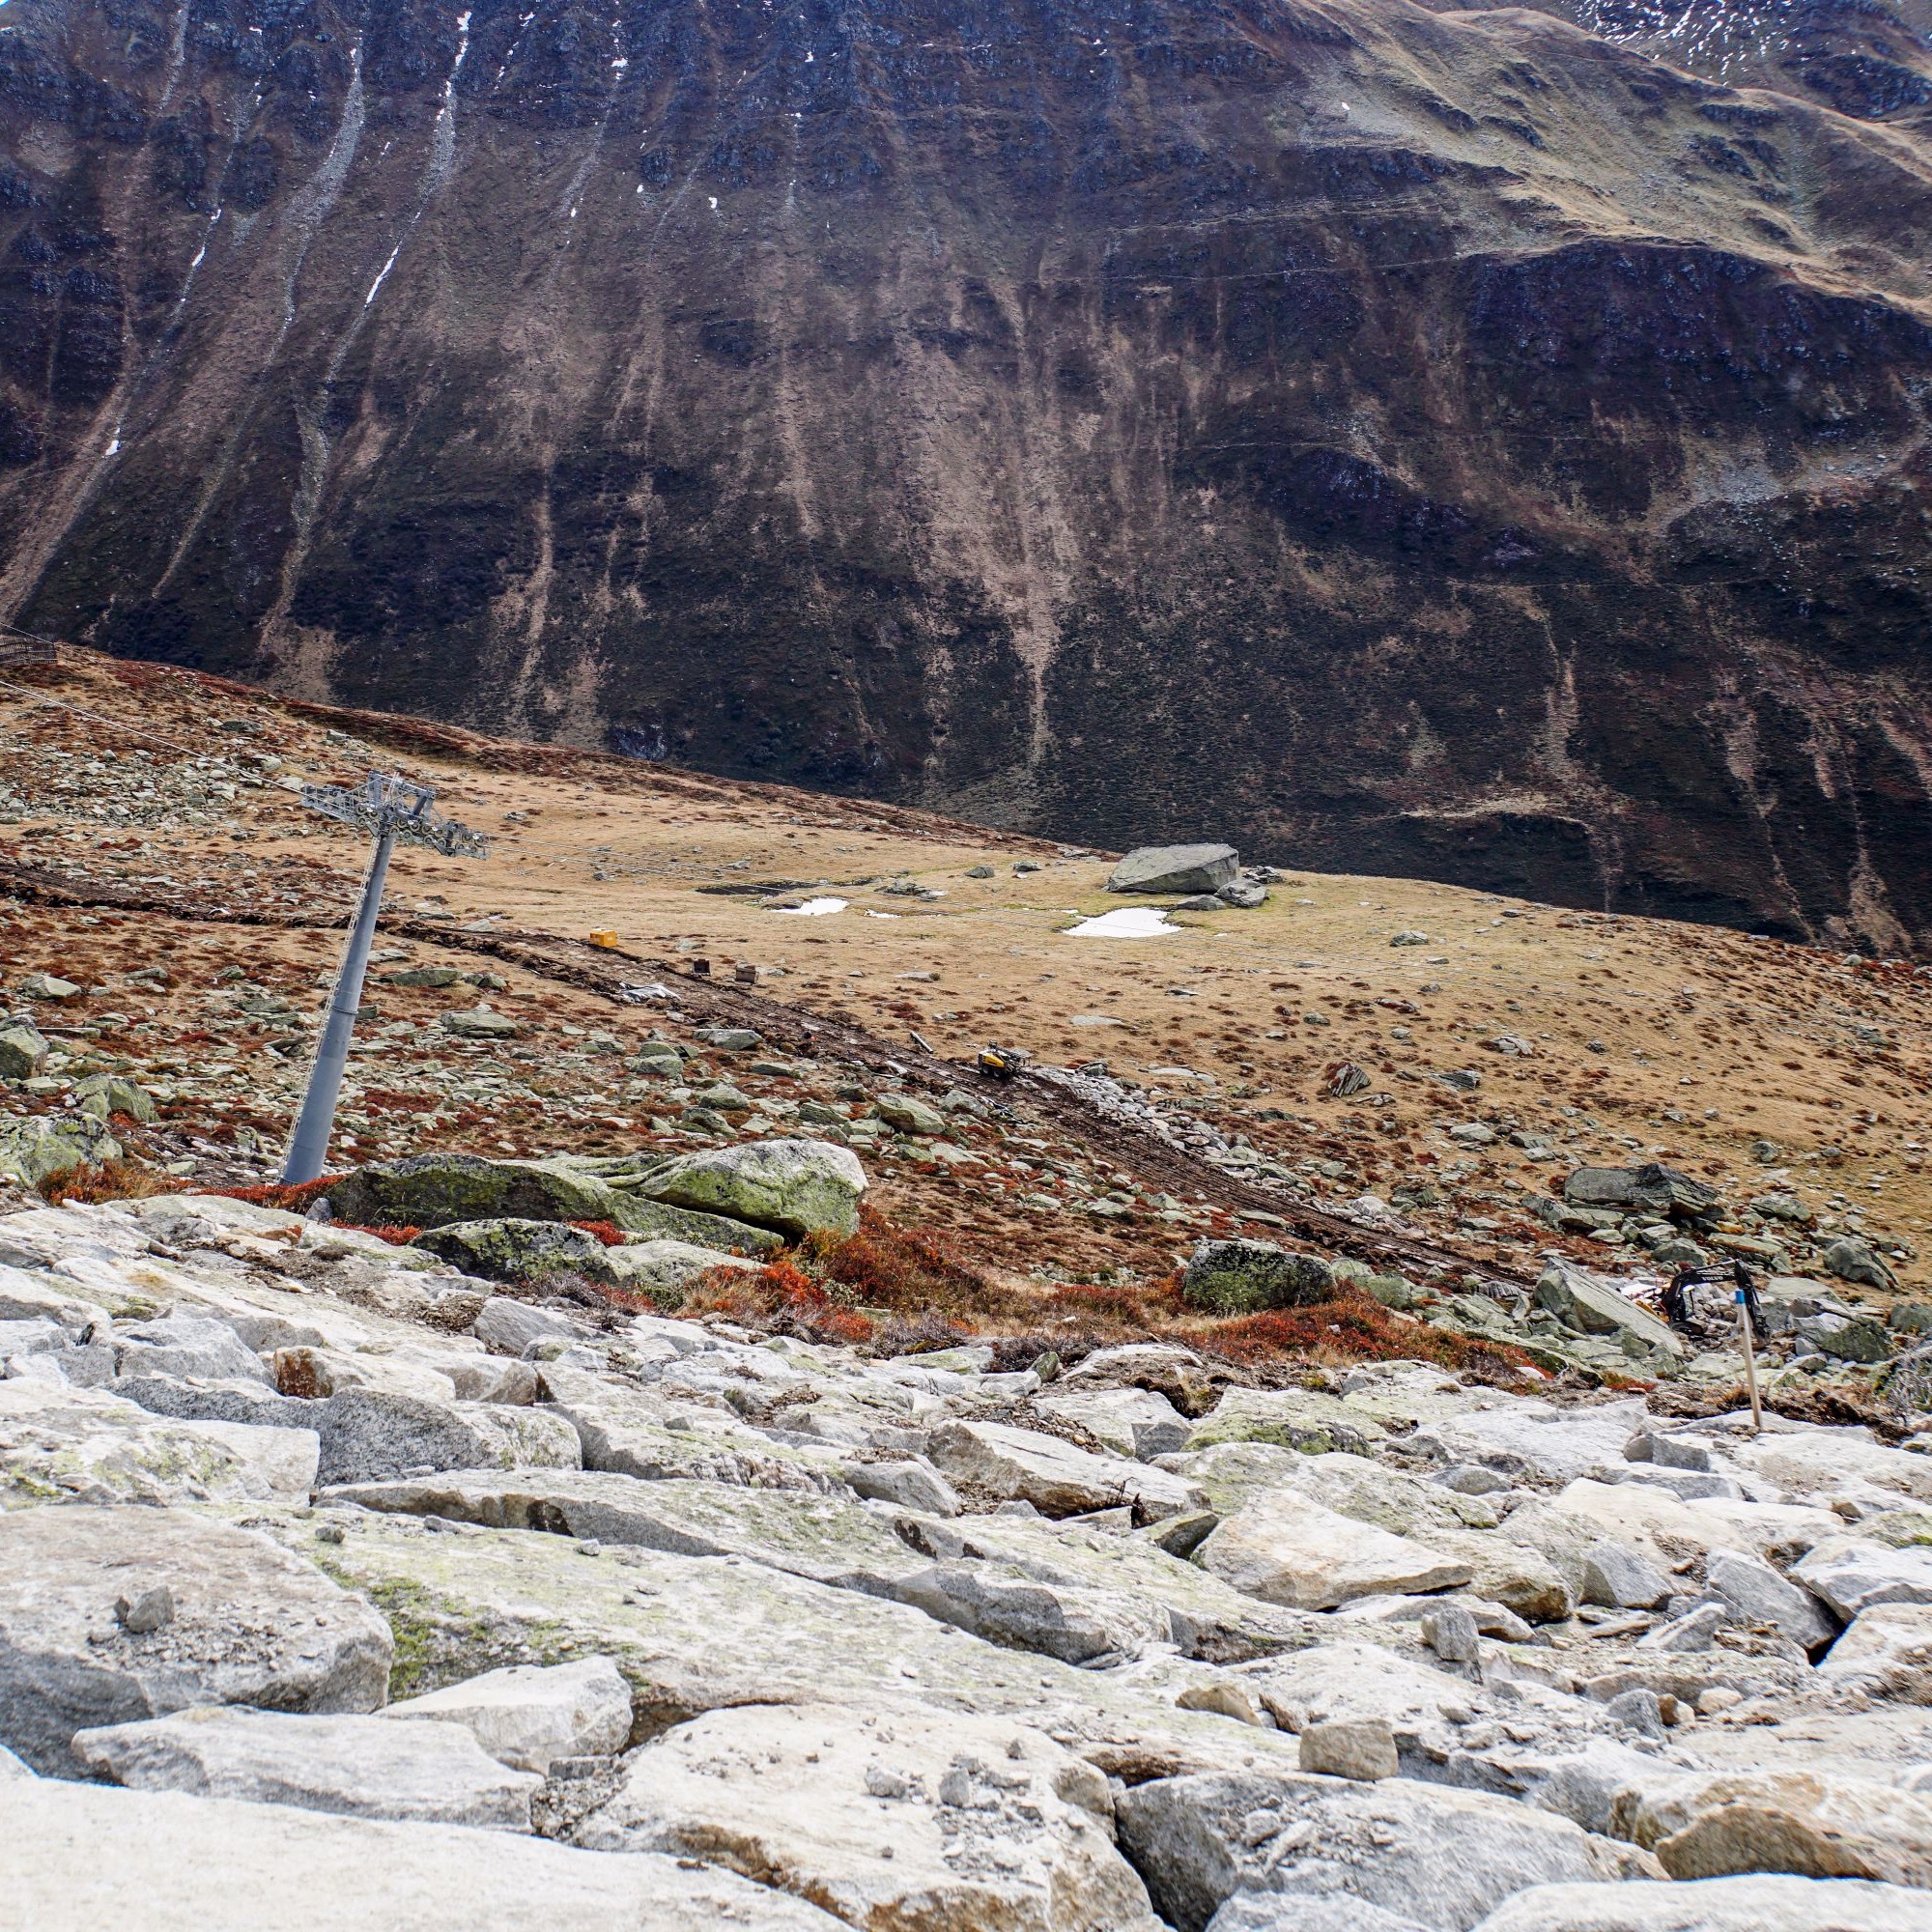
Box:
left=775, top=896, right=847, bottom=918
left=1066, top=907, right=1179, bottom=939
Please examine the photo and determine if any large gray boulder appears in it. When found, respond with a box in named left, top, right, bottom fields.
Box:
left=1117, top=1769, right=1622, bottom=1932
left=1181, top=1238, right=1333, bottom=1316
left=324, top=1153, right=630, bottom=1232
left=1108, top=844, right=1240, bottom=895
left=1562, top=1165, right=1719, bottom=1220
left=0, top=1507, right=392, bottom=1775
left=312, top=1388, right=582, bottom=1487
left=71, top=1706, right=542, bottom=1831
left=8, top=1779, right=844, bottom=1929
left=637, top=1139, right=867, bottom=1239
left=112, top=1316, right=270, bottom=1384
left=571, top=1700, right=1163, bottom=1929
left=1534, top=1264, right=1682, bottom=1359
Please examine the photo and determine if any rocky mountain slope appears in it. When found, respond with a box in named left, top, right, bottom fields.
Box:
left=9, top=0, right=1932, bottom=947
left=5, top=648, right=1932, bottom=1924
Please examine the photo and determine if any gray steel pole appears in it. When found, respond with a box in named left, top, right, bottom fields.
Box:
left=282, top=829, right=394, bottom=1184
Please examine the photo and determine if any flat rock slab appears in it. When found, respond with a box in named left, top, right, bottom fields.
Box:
left=573, top=1699, right=1163, bottom=1931
left=0, top=1378, right=319, bottom=1508
left=1118, top=1769, right=1623, bottom=1932
left=926, top=1418, right=1201, bottom=1520
left=387, top=1655, right=633, bottom=1771
left=324, top=1469, right=932, bottom=1594
left=1471, top=1875, right=1932, bottom=1931
left=5, top=1779, right=842, bottom=1930
left=286, top=1514, right=1303, bottom=1784
left=1795, top=1537, right=1932, bottom=1618
left=1196, top=1492, right=1472, bottom=1610
left=71, top=1705, right=541, bottom=1830
left=0, top=1506, right=391, bottom=1775
left=638, top=1139, right=867, bottom=1239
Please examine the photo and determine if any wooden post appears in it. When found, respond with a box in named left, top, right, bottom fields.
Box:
left=1738, top=1285, right=1763, bottom=1436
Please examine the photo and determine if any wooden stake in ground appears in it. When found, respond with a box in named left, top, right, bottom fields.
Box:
left=1737, top=1283, right=1763, bottom=1436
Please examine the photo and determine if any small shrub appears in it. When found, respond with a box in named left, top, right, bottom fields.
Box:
left=214, top=1176, right=344, bottom=1214
left=38, top=1158, right=177, bottom=1206
left=1196, top=1288, right=1536, bottom=1383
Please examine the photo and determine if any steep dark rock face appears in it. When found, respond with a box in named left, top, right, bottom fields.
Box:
left=6, top=0, right=1932, bottom=947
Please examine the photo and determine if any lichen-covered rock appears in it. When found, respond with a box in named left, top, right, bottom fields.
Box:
left=0, top=1112, right=121, bottom=1187
left=312, top=1389, right=582, bottom=1487
left=409, top=1219, right=609, bottom=1283
left=326, top=1154, right=628, bottom=1233
left=1180, top=1239, right=1334, bottom=1316
left=638, top=1139, right=867, bottom=1238
left=0, top=1023, right=51, bottom=1081
left=599, top=1238, right=759, bottom=1307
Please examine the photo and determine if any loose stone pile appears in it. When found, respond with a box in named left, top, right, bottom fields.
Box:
left=3, top=1143, right=1932, bottom=1929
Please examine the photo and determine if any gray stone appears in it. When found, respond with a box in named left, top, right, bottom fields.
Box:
left=73, top=1073, right=158, bottom=1123
left=115, top=1585, right=174, bottom=1634
left=113, top=1316, right=270, bottom=1385
left=1604, top=1688, right=1667, bottom=1738
left=1422, top=1604, right=1482, bottom=1663
left=925, top=1417, right=1201, bottom=1520
left=323, top=1469, right=930, bottom=1596
left=7, top=1780, right=843, bottom=1929
left=1181, top=1238, right=1333, bottom=1316
left=1117, top=1770, right=1619, bottom=1932
left=1108, top=844, right=1240, bottom=895
left=1533, top=1264, right=1682, bottom=1358
left=1217, top=883, right=1269, bottom=910
left=638, top=1139, right=867, bottom=1238
left=696, top=1027, right=761, bottom=1051
left=326, top=1153, right=628, bottom=1233
left=1637, top=1604, right=1729, bottom=1652
left=1563, top=1165, right=1719, bottom=1219
left=18, top=974, right=82, bottom=1002
left=0, top=1113, right=121, bottom=1187
left=1035, top=1384, right=1191, bottom=1459
left=1470, top=1875, right=1932, bottom=1931
left=71, top=1706, right=542, bottom=1830
left=1706, top=1548, right=1837, bottom=1650
left=313, top=1387, right=582, bottom=1486
left=440, top=1008, right=522, bottom=1039
left=838, top=1455, right=960, bottom=1516
left=0, top=1507, right=391, bottom=1775
left=1195, top=1492, right=1472, bottom=1611
left=599, top=1238, right=758, bottom=1308
left=873, top=1093, right=947, bottom=1135
left=1793, top=1538, right=1932, bottom=1619
left=0, top=1022, right=50, bottom=1080
left=409, top=1219, right=608, bottom=1284
left=385, top=1656, right=633, bottom=1772
left=1817, top=1604, right=1932, bottom=1703
left=472, top=1296, right=584, bottom=1356
left=574, top=1700, right=1161, bottom=1927
left=1297, top=1715, right=1399, bottom=1781
left=1580, top=1541, right=1673, bottom=1610
left=894, top=1560, right=1170, bottom=1663
left=1823, top=1237, right=1899, bottom=1293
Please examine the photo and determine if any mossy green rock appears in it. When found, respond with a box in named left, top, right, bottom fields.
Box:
left=0, top=1113, right=121, bottom=1188
left=639, top=1140, right=867, bottom=1239
left=1179, top=1238, right=1333, bottom=1315
left=411, top=1218, right=609, bottom=1282
left=327, top=1154, right=633, bottom=1232
left=72, top=1074, right=157, bottom=1124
